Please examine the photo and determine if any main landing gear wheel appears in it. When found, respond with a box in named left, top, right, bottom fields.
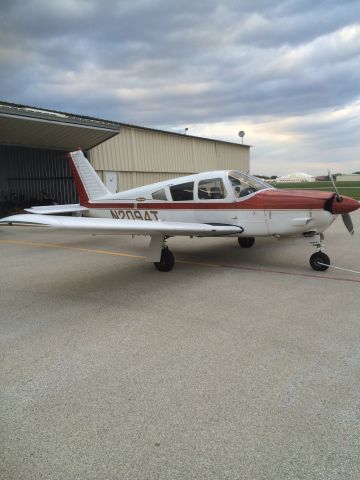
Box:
left=310, top=251, right=330, bottom=271
left=238, top=237, right=255, bottom=248
left=154, top=247, right=175, bottom=272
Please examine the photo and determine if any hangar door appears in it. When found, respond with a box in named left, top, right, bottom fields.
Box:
left=0, top=146, right=77, bottom=217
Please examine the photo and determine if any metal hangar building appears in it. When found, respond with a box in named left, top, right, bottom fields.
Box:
left=0, top=101, right=250, bottom=214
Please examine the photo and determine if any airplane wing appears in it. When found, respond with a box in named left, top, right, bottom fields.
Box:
left=0, top=214, right=242, bottom=237
left=25, top=204, right=89, bottom=215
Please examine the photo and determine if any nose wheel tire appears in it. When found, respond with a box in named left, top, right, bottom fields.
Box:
left=238, top=237, right=255, bottom=248
left=310, top=251, right=330, bottom=271
left=154, top=247, right=175, bottom=272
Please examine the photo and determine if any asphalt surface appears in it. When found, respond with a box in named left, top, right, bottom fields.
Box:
left=1, top=212, right=360, bottom=480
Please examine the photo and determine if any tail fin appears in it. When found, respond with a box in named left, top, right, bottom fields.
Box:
left=68, top=150, right=110, bottom=204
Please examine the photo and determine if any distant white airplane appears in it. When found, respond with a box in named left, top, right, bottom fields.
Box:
left=1, top=149, right=359, bottom=271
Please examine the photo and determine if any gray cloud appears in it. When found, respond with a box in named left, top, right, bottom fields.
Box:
left=0, top=0, right=359, bottom=173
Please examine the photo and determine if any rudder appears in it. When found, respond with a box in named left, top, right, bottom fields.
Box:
left=69, top=150, right=110, bottom=204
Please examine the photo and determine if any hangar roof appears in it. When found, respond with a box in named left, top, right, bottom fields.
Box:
left=0, top=102, right=120, bottom=151
left=0, top=101, right=250, bottom=151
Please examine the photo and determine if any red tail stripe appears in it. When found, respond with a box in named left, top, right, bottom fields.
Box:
left=68, top=153, right=89, bottom=205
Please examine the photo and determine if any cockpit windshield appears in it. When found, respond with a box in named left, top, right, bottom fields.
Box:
left=228, top=171, right=273, bottom=198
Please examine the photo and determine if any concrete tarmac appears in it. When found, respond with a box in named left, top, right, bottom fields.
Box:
left=1, top=212, right=360, bottom=480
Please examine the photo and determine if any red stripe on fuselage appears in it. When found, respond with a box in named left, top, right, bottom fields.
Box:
left=85, top=201, right=245, bottom=210
left=83, top=189, right=335, bottom=211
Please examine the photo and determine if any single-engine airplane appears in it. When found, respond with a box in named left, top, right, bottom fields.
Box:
left=1, top=149, right=359, bottom=272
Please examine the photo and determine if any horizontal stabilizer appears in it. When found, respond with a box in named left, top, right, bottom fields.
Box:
left=25, top=204, right=89, bottom=215
left=0, top=214, right=242, bottom=237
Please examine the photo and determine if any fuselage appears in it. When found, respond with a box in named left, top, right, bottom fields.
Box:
left=78, top=170, right=358, bottom=238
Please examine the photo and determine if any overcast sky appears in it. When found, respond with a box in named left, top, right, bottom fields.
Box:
left=1, top=0, right=359, bottom=175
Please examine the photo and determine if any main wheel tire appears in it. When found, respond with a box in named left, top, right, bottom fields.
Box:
left=238, top=237, right=255, bottom=248
left=154, top=248, right=175, bottom=272
left=310, top=251, right=330, bottom=271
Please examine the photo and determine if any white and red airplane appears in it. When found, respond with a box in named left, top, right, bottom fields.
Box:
left=1, top=149, right=359, bottom=272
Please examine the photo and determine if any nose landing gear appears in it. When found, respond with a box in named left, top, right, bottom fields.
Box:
left=309, top=234, right=330, bottom=271
left=310, top=251, right=330, bottom=271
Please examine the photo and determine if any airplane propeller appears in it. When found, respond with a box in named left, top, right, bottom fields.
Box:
left=342, top=212, right=354, bottom=235
left=328, top=170, right=354, bottom=235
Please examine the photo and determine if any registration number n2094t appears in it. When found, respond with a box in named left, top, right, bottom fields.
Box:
left=110, top=209, right=159, bottom=221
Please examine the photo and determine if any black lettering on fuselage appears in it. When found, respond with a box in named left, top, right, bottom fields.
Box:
left=133, top=211, right=143, bottom=220
left=110, top=209, right=159, bottom=221
left=150, top=211, right=159, bottom=221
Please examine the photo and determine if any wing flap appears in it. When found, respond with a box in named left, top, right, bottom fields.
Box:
left=0, top=214, right=242, bottom=237
left=25, top=204, right=89, bottom=215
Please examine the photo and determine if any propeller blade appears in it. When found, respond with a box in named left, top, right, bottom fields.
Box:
left=342, top=213, right=354, bottom=235
left=328, top=170, right=342, bottom=201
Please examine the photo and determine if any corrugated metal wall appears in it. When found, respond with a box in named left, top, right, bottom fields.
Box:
left=89, top=126, right=250, bottom=190
left=0, top=146, right=77, bottom=207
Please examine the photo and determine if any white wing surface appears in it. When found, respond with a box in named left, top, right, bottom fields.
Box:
left=0, top=214, right=241, bottom=237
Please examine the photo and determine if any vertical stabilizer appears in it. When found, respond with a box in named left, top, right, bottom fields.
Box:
left=69, top=150, right=110, bottom=204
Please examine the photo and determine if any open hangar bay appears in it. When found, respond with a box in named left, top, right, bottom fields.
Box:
left=1, top=211, right=359, bottom=480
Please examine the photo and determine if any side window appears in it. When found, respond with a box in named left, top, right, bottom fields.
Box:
left=170, top=182, right=194, bottom=201
left=229, top=174, right=259, bottom=198
left=152, top=188, right=167, bottom=200
left=198, top=178, right=226, bottom=199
